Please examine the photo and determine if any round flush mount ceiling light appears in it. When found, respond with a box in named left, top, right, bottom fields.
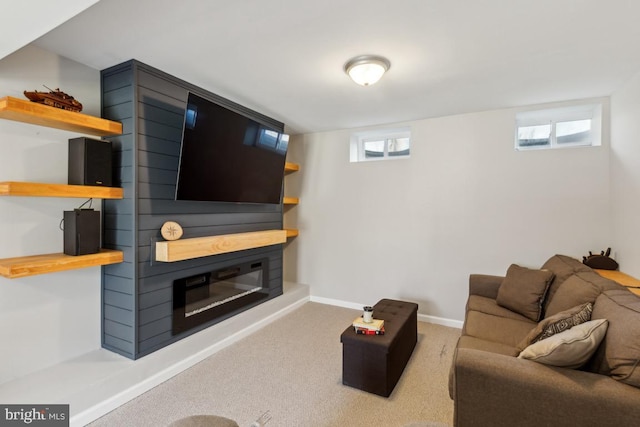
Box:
left=344, top=55, right=391, bottom=86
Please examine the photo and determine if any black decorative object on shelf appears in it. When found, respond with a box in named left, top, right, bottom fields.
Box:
left=68, top=137, right=113, bottom=187
left=583, top=247, right=619, bottom=270
left=63, top=209, right=100, bottom=256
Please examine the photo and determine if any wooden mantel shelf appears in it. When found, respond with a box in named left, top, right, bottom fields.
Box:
left=156, top=229, right=287, bottom=262
left=0, top=96, right=122, bottom=136
left=0, top=249, right=124, bottom=279
left=0, top=181, right=123, bottom=199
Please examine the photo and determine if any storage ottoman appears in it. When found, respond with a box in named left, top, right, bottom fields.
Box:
left=340, top=299, right=418, bottom=397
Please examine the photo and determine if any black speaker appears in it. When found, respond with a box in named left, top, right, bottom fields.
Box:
left=68, top=137, right=113, bottom=186
left=63, top=209, right=101, bottom=256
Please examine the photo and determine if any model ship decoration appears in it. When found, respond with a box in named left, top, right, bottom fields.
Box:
left=583, top=247, right=619, bottom=270
left=23, top=86, right=83, bottom=112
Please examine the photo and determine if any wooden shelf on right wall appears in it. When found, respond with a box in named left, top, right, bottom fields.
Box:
left=595, top=269, right=640, bottom=296
left=285, top=229, right=299, bottom=238
left=283, top=196, right=299, bottom=205
left=284, top=162, right=300, bottom=173
left=283, top=162, right=300, bottom=239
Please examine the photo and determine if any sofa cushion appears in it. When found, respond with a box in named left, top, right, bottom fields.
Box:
left=541, top=254, right=592, bottom=313
left=588, top=290, right=640, bottom=388
left=518, top=319, right=608, bottom=368
left=464, top=304, right=537, bottom=348
left=545, top=271, right=623, bottom=317
left=496, top=264, right=555, bottom=321
left=456, top=334, right=520, bottom=357
left=467, top=295, right=535, bottom=322
left=517, top=302, right=593, bottom=351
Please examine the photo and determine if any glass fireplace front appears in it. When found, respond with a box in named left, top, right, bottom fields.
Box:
left=172, top=258, right=269, bottom=335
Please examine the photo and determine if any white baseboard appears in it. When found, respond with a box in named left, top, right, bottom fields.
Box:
left=417, top=313, right=463, bottom=329
left=309, top=295, right=363, bottom=310
left=310, top=295, right=463, bottom=329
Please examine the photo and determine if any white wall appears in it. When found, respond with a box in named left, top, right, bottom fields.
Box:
left=285, top=99, right=612, bottom=321
left=610, top=72, right=640, bottom=277
left=0, top=45, right=103, bottom=384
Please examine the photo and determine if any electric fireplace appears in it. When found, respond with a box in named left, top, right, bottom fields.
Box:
left=172, top=259, right=269, bottom=335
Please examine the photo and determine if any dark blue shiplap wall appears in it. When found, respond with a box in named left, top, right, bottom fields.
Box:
left=101, top=60, right=284, bottom=359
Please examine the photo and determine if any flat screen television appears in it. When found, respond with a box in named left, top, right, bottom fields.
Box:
left=175, top=92, right=289, bottom=204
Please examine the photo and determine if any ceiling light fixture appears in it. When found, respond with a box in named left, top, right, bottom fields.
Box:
left=344, top=55, right=391, bottom=86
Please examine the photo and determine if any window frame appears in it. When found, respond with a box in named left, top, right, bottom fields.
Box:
left=515, top=103, right=602, bottom=151
left=350, top=127, right=411, bottom=163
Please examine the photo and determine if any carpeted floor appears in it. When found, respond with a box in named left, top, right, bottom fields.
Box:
left=88, top=302, right=461, bottom=427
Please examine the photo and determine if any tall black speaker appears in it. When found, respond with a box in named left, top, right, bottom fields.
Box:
left=68, top=137, right=113, bottom=186
left=63, top=209, right=101, bottom=256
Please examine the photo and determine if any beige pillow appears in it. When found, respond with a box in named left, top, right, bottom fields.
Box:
left=497, top=264, right=555, bottom=321
left=517, top=302, right=592, bottom=351
left=518, top=319, right=608, bottom=368
left=588, top=290, right=640, bottom=388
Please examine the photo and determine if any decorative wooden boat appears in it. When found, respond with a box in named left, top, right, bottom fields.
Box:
left=23, top=87, right=83, bottom=112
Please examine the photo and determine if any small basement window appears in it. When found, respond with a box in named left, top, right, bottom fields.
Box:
left=515, top=104, right=602, bottom=150
left=350, top=127, right=411, bottom=162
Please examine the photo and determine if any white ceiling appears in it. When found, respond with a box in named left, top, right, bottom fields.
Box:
left=0, top=0, right=98, bottom=61
left=28, top=0, right=640, bottom=134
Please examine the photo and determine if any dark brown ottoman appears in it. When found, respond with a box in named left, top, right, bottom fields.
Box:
left=340, top=299, right=418, bottom=397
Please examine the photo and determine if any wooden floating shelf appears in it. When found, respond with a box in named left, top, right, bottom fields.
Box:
left=0, top=249, right=124, bottom=279
left=0, top=181, right=123, bottom=199
left=283, top=196, right=299, bottom=205
left=156, top=229, right=287, bottom=263
left=0, top=96, right=122, bottom=136
left=284, top=162, right=300, bottom=173
left=285, top=229, right=299, bottom=238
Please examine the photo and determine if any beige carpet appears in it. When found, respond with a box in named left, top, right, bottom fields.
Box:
left=88, top=302, right=460, bottom=427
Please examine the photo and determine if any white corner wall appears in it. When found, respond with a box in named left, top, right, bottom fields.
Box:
left=0, top=45, right=103, bottom=384
left=285, top=99, right=612, bottom=321
left=610, top=72, right=640, bottom=277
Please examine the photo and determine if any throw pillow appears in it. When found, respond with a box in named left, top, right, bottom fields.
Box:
left=496, top=264, right=555, bottom=322
left=518, top=319, right=609, bottom=368
left=517, top=302, right=593, bottom=351
left=587, top=290, right=640, bottom=388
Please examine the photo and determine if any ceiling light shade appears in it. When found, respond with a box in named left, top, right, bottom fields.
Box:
left=344, top=55, right=391, bottom=86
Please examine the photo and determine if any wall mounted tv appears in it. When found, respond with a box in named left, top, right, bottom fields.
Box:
left=176, top=92, right=289, bottom=204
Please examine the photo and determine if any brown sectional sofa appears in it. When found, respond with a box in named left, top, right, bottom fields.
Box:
left=449, top=254, right=640, bottom=427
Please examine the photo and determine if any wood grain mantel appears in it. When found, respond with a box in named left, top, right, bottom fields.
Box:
left=155, top=229, right=288, bottom=262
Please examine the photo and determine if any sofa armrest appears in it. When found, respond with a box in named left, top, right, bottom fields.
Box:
left=468, top=274, right=504, bottom=299
left=453, top=348, right=640, bottom=427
